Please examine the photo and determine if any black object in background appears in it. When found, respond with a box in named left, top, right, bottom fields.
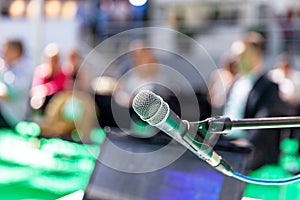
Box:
left=83, top=129, right=251, bottom=200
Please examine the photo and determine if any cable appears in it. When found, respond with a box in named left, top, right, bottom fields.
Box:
left=186, top=134, right=300, bottom=185
left=232, top=171, right=300, bottom=185
left=187, top=136, right=300, bottom=185
left=176, top=121, right=300, bottom=185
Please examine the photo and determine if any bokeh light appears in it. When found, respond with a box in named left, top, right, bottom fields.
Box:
left=129, top=0, right=148, bottom=7
left=9, top=0, right=26, bottom=18
left=61, top=1, right=78, bottom=20
left=45, top=43, right=60, bottom=57
left=45, top=0, right=61, bottom=18
left=30, top=95, right=46, bottom=110
left=231, top=40, right=246, bottom=56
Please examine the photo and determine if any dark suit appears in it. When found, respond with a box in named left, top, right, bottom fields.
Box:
left=234, top=73, right=289, bottom=170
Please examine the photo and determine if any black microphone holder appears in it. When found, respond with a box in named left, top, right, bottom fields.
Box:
left=196, top=116, right=300, bottom=135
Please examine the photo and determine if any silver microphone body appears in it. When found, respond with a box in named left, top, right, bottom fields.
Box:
left=132, top=90, right=233, bottom=176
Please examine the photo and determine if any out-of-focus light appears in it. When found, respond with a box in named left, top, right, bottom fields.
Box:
left=30, top=96, right=46, bottom=110
left=3, top=71, right=15, bottom=84
left=0, top=58, right=5, bottom=71
left=62, top=98, right=84, bottom=121
left=100, top=0, right=114, bottom=11
left=281, top=79, right=295, bottom=97
left=0, top=83, right=8, bottom=97
left=281, top=138, right=299, bottom=155
left=15, top=121, right=41, bottom=137
left=129, top=0, right=147, bottom=7
left=61, top=1, right=78, bottom=19
left=9, top=0, right=26, bottom=18
left=31, top=84, right=48, bottom=97
left=91, top=76, right=117, bottom=95
left=26, top=0, right=39, bottom=18
left=45, top=43, right=60, bottom=57
left=71, top=130, right=81, bottom=142
left=90, top=128, right=106, bottom=144
left=231, top=40, right=246, bottom=56
left=78, top=159, right=94, bottom=171
left=45, top=0, right=61, bottom=18
left=270, top=69, right=285, bottom=84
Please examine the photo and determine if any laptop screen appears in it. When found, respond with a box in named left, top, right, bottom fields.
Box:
left=83, top=129, right=250, bottom=200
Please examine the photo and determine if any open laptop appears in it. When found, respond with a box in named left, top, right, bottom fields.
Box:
left=77, top=128, right=251, bottom=200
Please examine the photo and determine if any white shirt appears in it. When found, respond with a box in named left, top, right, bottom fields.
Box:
left=223, top=74, right=256, bottom=139
left=0, top=57, right=34, bottom=127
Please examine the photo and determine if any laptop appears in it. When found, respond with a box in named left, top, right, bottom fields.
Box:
left=81, top=129, right=251, bottom=200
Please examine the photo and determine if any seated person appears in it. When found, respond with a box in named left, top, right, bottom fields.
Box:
left=114, top=39, right=169, bottom=108
left=0, top=38, right=33, bottom=128
left=62, top=47, right=89, bottom=91
left=36, top=50, right=97, bottom=143
left=38, top=90, right=98, bottom=143
left=30, top=43, right=67, bottom=112
left=208, top=53, right=238, bottom=115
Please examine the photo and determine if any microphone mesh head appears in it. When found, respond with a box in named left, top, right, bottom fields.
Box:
left=132, top=90, right=169, bottom=125
left=149, top=102, right=169, bottom=125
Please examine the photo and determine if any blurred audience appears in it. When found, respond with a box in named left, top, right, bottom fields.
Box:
left=92, top=76, right=121, bottom=128
left=38, top=90, right=98, bottom=143
left=223, top=32, right=288, bottom=170
left=269, top=54, right=300, bottom=108
left=208, top=53, right=238, bottom=115
left=114, top=39, right=168, bottom=108
left=30, top=43, right=67, bottom=112
left=36, top=47, right=97, bottom=143
left=62, top=48, right=89, bottom=91
left=269, top=54, right=300, bottom=150
left=0, top=38, right=33, bottom=128
left=108, top=39, right=173, bottom=134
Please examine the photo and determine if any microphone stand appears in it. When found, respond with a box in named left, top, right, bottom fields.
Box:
left=194, top=116, right=300, bottom=185
left=197, top=116, right=300, bottom=135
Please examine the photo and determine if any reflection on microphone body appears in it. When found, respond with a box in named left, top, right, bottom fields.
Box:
left=132, top=90, right=233, bottom=176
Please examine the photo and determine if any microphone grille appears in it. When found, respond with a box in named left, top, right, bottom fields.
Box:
left=132, top=90, right=169, bottom=125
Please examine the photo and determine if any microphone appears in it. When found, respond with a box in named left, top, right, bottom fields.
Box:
left=132, top=90, right=233, bottom=176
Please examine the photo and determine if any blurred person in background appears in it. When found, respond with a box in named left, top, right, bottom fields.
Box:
left=112, top=39, right=170, bottom=135
left=37, top=89, right=97, bottom=143
left=114, top=39, right=168, bottom=108
left=37, top=47, right=97, bottom=143
left=208, top=53, right=238, bottom=115
left=294, top=9, right=300, bottom=53
left=269, top=53, right=300, bottom=109
left=269, top=53, right=300, bottom=150
left=30, top=43, right=67, bottom=113
left=277, top=9, right=295, bottom=53
left=223, top=32, right=288, bottom=170
left=62, top=47, right=89, bottom=91
left=0, top=39, right=33, bottom=128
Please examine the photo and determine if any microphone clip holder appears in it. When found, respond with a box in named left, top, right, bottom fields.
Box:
left=195, top=116, right=300, bottom=135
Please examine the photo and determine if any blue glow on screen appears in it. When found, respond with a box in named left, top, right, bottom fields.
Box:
left=156, top=168, right=224, bottom=200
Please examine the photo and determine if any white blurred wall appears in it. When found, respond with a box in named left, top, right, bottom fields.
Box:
left=0, top=19, right=79, bottom=66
